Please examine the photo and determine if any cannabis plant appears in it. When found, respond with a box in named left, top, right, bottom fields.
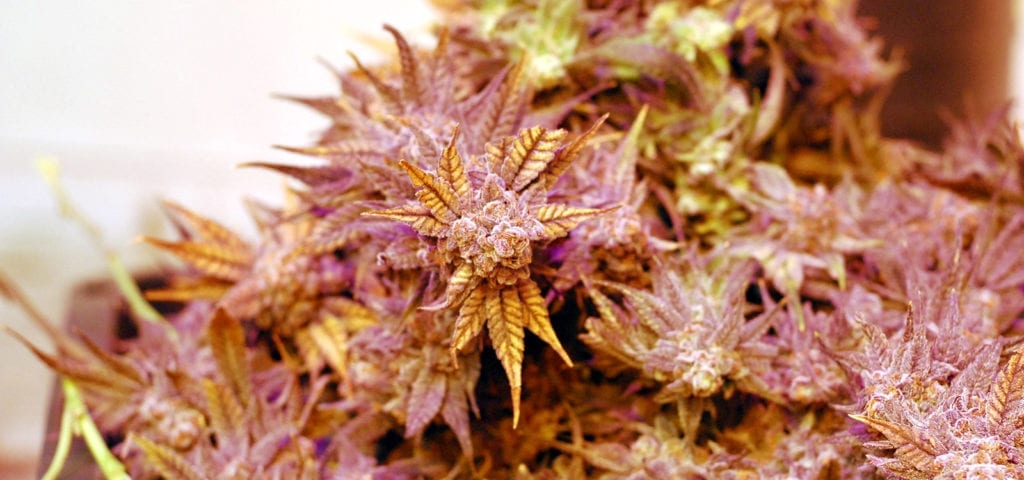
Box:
left=5, top=0, right=1024, bottom=478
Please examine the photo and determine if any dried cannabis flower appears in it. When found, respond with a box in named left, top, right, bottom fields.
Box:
left=8, top=1, right=1024, bottom=478
left=366, top=121, right=610, bottom=426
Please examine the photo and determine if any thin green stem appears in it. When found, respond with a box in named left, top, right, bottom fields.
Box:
left=61, top=378, right=130, bottom=480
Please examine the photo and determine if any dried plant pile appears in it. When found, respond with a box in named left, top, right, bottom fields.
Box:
left=5, top=1, right=1024, bottom=478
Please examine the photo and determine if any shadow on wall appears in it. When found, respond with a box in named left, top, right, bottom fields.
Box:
left=859, top=0, right=1014, bottom=147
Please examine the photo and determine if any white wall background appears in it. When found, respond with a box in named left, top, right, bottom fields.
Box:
left=3, top=1, right=1024, bottom=478
left=0, top=2, right=435, bottom=477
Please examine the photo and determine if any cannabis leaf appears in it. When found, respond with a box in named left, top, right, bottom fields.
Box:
left=365, top=122, right=610, bottom=427
left=582, top=254, right=779, bottom=405
left=141, top=200, right=254, bottom=302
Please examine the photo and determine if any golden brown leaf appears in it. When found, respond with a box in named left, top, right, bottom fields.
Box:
left=537, top=114, right=608, bottom=189
left=208, top=308, right=253, bottom=408
left=307, top=315, right=350, bottom=376
left=518, top=278, right=571, bottom=366
left=131, top=434, right=206, bottom=480
left=143, top=202, right=253, bottom=283
left=2, top=326, right=139, bottom=396
left=362, top=203, right=449, bottom=236
left=986, top=348, right=1024, bottom=427
left=451, top=283, right=487, bottom=358
left=398, top=160, right=461, bottom=221
left=533, top=204, right=615, bottom=239
left=442, top=262, right=477, bottom=309
left=505, top=126, right=567, bottom=192
left=383, top=24, right=425, bottom=106
left=143, top=238, right=251, bottom=283
left=488, top=285, right=526, bottom=427
left=144, top=277, right=233, bottom=303
left=202, top=378, right=247, bottom=448
left=437, top=127, right=470, bottom=198
left=161, top=200, right=252, bottom=253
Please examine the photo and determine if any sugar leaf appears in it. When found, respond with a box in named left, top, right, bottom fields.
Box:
left=405, top=361, right=447, bottom=439
left=487, top=285, right=526, bottom=427
left=437, top=126, right=470, bottom=197
left=208, top=307, right=253, bottom=407
left=986, top=348, right=1024, bottom=428
left=451, top=283, right=487, bottom=358
left=398, top=160, right=461, bottom=221
left=506, top=125, right=566, bottom=192
left=518, top=278, right=571, bottom=366
left=533, top=204, right=616, bottom=239
left=363, top=204, right=448, bottom=237
left=131, top=434, right=206, bottom=480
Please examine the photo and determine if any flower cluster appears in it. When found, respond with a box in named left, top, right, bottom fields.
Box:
left=5, top=0, right=1024, bottom=478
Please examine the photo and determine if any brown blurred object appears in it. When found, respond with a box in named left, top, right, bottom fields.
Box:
left=0, top=453, right=36, bottom=480
left=859, top=0, right=1014, bottom=146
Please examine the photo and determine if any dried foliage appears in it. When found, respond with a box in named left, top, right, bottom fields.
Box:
left=6, top=0, right=1024, bottom=478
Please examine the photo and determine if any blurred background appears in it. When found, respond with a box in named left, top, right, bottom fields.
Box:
left=0, top=1, right=1021, bottom=477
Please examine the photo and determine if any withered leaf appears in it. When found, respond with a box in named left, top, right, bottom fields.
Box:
left=441, top=367, right=476, bottom=458
left=437, top=127, right=470, bottom=198
left=142, top=201, right=253, bottom=283
left=986, top=348, right=1024, bottom=427
left=486, top=285, right=526, bottom=428
left=518, top=278, right=572, bottom=366
left=451, top=283, right=487, bottom=358
left=364, top=204, right=448, bottom=237
left=131, top=434, right=206, bottom=480
left=405, top=360, right=447, bottom=439
left=504, top=126, right=567, bottom=192
left=533, top=204, right=616, bottom=239
left=536, top=114, right=607, bottom=189
left=398, top=160, right=461, bottom=221
left=384, top=24, right=426, bottom=106
left=202, top=378, right=248, bottom=448
left=208, top=307, right=253, bottom=407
